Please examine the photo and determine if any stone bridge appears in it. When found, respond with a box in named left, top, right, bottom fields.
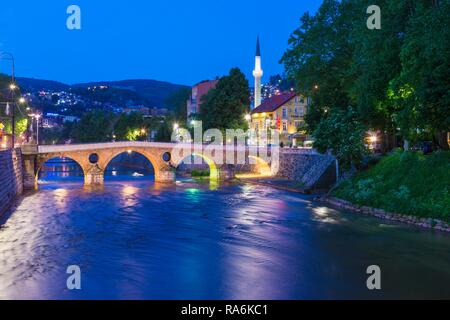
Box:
left=21, top=141, right=276, bottom=188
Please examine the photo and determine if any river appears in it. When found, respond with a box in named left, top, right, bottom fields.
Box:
left=0, top=158, right=449, bottom=299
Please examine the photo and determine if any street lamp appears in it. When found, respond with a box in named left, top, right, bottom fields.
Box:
left=29, top=113, right=41, bottom=145
left=1, top=52, right=16, bottom=148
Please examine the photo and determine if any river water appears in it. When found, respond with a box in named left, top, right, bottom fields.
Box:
left=0, top=159, right=449, bottom=299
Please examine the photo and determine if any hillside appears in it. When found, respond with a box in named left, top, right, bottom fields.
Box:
left=73, top=79, right=189, bottom=108
left=16, top=77, right=69, bottom=92
left=333, top=151, right=450, bottom=221
left=14, top=77, right=188, bottom=109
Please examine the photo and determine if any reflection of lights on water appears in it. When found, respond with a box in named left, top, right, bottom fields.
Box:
left=53, top=188, right=69, bottom=209
left=314, top=207, right=330, bottom=217
left=122, top=185, right=138, bottom=196
left=313, top=206, right=341, bottom=224
left=186, top=188, right=199, bottom=194
left=235, top=173, right=271, bottom=179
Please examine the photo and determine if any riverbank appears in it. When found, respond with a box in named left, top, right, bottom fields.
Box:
left=317, top=196, right=450, bottom=233
left=332, top=150, right=450, bottom=223
left=236, top=176, right=313, bottom=194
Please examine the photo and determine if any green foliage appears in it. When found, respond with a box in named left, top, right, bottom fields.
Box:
left=114, top=112, right=146, bottom=141
left=280, top=0, right=355, bottom=110
left=70, top=110, right=114, bottom=142
left=281, top=0, right=450, bottom=155
left=165, top=87, right=191, bottom=123
left=200, top=68, right=250, bottom=132
left=394, top=0, right=450, bottom=149
left=191, top=169, right=210, bottom=177
left=333, top=151, right=450, bottom=221
left=155, top=121, right=172, bottom=142
left=0, top=73, right=30, bottom=137
left=313, top=107, right=368, bottom=165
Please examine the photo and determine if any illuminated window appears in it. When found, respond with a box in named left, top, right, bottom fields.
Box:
left=282, top=121, right=287, bottom=132
left=282, top=107, right=287, bottom=119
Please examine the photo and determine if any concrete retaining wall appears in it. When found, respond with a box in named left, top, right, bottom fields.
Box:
left=0, top=149, right=24, bottom=217
left=277, top=150, right=336, bottom=189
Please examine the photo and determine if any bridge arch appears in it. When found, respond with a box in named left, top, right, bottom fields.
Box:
left=174, top=152, right=220, bottom=180
left=36, top=155, right=86, bottom=183
left=101, top=148, right=162, bottom=180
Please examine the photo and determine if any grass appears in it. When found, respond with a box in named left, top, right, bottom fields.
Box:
left=191, top=169, right=210, bottom=177
left=333, top=150, right=450, bottom=222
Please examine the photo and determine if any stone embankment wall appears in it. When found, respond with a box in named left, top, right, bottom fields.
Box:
left=0, top=149, right=24, bottom=217
left=277, top=150, right=336, bottom=190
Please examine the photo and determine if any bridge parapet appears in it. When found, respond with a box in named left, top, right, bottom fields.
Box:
left=28, top=141, right=281, bottom=187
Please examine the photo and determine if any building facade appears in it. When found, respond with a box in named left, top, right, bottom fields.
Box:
left=250, top=92, right=309, bottom=146
left=186, top=79, right=219, bottom=122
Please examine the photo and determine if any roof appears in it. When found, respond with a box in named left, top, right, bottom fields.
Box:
left=194, top=79, right=219, bottom=87
left=251, top=92, right=296, bottom=114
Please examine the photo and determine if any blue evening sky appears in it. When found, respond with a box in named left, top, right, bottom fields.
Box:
left=0, top=0, right=320, bottom=86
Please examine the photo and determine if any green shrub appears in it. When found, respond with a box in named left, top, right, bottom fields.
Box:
left=191, top=169, right=210, bottom=177
left=333, top=151, right=450, bottom=221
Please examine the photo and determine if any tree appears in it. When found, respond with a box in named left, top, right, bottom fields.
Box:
left=281, top=0, right=356, bottom=113
left=200, top=68, right=250, bottom=132
left=113, top=112, right=146, bottom=141
left=165, top=87, right=191, bottom=123
left=395, top=0, right=450, bottom=149
left=70, top=110, right=114, bottom=142
left=349, top=0, right=411, bottom=135
left=155, top=121, right=172, bottom=142
left=281, top=0, right=450, bottom=155
left=313, top=107, right=368, bottom=166
left=0, top=73, right=30, bottom=139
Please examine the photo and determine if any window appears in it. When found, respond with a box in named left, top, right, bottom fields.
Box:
left=282, top=121, right=287, bottom=132
left=282, top=107, right=287, bottom=119
left=294, top=107, right=299, bottom=117
left=299, top=106, right=305, bottom=117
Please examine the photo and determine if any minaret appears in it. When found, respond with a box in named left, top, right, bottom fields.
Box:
left=252, top=36, right=263, bottom=109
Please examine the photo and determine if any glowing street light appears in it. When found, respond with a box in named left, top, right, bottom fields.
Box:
left=29, top=113, right=41, bottom=144
left=244, top=114, right=251, bottom=121
left=9, top=83, right=17, bottom=90
left=18, top=97, right=26, bottom=104
left=173, top=123, right=179, bottom=130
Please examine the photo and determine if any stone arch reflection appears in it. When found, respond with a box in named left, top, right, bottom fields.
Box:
left=103, top=150, right=155, bottom=180
left=37, top=156, right=85, bottom=184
